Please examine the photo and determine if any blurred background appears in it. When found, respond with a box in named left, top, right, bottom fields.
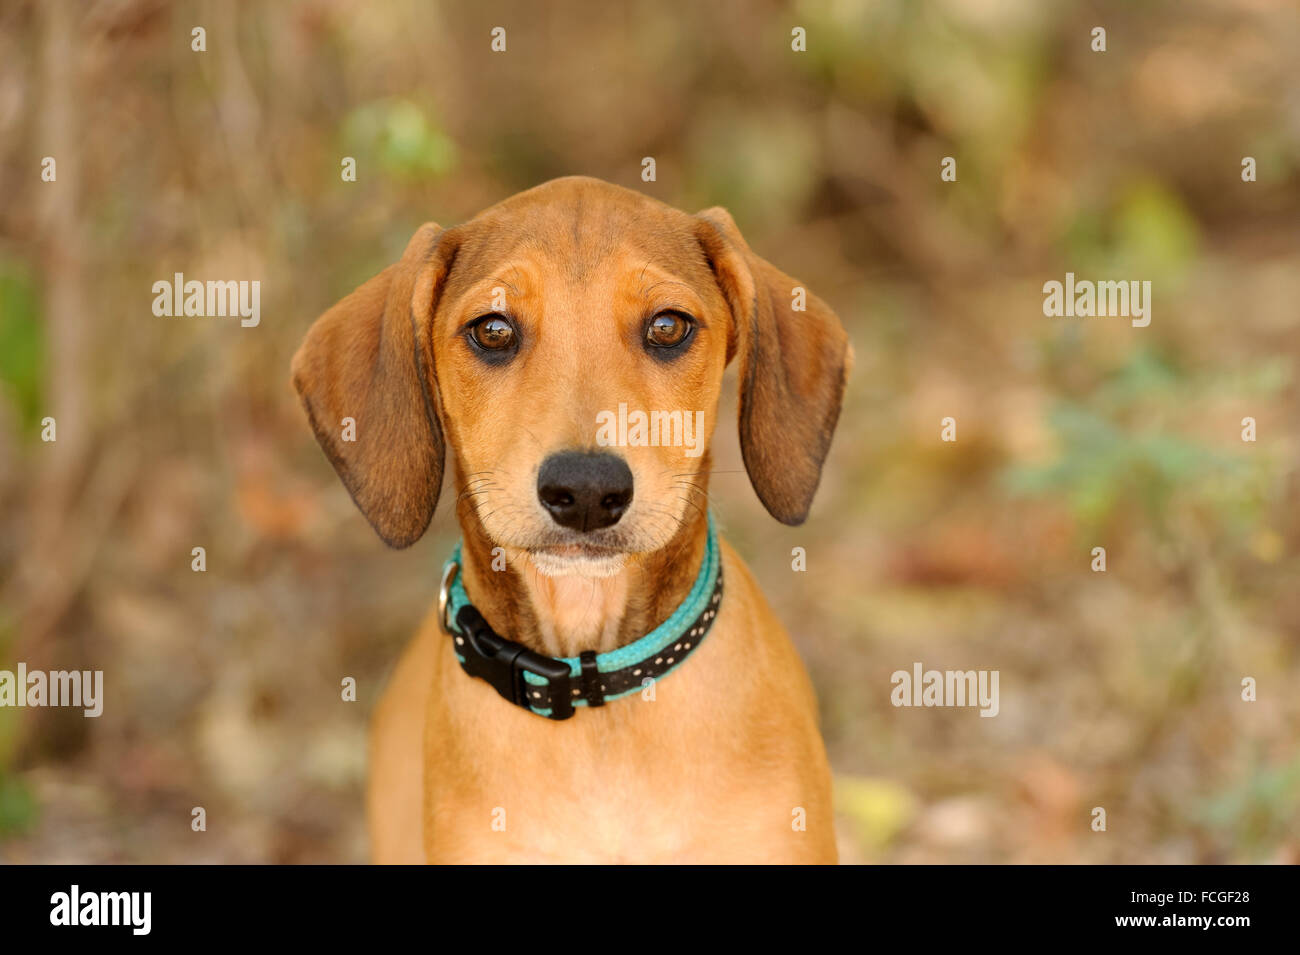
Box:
left=1, top=0, right=1298, bottom=863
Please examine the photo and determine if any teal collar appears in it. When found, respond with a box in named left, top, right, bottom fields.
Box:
left=438, top=512, right=723, bottom=720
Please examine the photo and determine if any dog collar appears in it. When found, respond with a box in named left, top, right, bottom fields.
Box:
left=438, top=513, right=723, bottom=720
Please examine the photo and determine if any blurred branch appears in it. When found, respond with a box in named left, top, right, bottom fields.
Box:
left=15, top=0, right=90, bottom=661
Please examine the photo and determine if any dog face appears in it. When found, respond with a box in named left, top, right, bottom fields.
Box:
left=292, top=177, right=850, bottom=573
left=430, top=182, right=736, bottom=577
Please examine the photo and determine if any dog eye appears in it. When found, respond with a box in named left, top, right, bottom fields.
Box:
left=469, top=315, right=516, bottom=350
left=646, top=311, right=692, bottom=348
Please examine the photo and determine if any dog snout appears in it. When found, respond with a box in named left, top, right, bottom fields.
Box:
left=537, top=451, right=634, bottom=532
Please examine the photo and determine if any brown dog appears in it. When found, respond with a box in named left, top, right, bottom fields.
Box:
left=292, top=177, right=850, bottom=863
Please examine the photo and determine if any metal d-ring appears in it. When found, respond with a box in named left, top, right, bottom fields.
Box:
left=438, top=560, right=460, bottom=634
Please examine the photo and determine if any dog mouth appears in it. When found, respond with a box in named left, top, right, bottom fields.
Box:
left=535, top=542, right=624, bottom=560
left=492, top=507, right=687, bottom=577
left=525, top=536, right=632, bottom=578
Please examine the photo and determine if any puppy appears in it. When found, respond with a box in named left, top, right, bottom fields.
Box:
left=292, top=176, right=851, bottom=863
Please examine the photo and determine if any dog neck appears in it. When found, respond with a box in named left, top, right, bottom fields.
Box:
left=454, top=496, right=709, bottom=659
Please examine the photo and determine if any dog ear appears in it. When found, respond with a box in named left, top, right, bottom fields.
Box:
left=291, top=223, right=455, bottom=548
left=695, top=207, right=852, bottom=526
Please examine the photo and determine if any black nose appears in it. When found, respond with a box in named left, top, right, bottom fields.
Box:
left=537, top=451, right=633, bottom=532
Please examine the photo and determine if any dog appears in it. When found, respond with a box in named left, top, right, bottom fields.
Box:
left=291, top=176, right=851, bottom=863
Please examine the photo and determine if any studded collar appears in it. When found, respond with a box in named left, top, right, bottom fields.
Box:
left=438, top=513, right=723, bottom=720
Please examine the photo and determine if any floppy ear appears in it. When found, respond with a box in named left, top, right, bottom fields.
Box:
left=290, top=223, right=454, bottom=548
left=696, top=208, right=852, bottom=525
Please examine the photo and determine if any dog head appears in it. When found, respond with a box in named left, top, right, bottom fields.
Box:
left=292, top=177, right=850, bottom=575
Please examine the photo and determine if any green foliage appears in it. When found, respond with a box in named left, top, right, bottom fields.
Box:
left=0, top=770, right=36, bottom=837
left=1200, top=753, right=1300, bottom=860
left=342, top=99, right=457, bottom=181
left=0, top=259, right=44, bottom=438
left=1112, top=181, right=1201, bottom=281
left=1063, top=180, right=1200, bottom=286
left=0, top=613, right=36, bottom=836
left=689, top=109, right=819, bottom=230
left=835, top=774, right=915, bottom=852
left=1002, top=349, right=1275, bottom=534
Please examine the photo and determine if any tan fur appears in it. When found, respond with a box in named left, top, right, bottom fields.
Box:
left=294, top=177, right=850, bottom=863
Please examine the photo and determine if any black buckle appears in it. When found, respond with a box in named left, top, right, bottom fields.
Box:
left=579, top=650, right=605, bottom=707
left=455, top=605, right=575, bottom=720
